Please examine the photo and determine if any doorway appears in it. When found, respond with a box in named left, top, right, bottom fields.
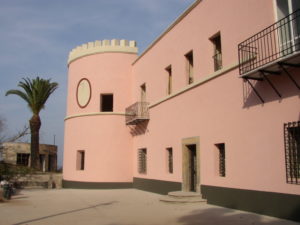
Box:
left=182, top=137, right=200, bottom=193
left=187, top=144, right=197, bottom=191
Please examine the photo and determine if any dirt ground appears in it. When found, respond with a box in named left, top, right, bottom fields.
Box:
left=0, top=189, right=298, bottom=225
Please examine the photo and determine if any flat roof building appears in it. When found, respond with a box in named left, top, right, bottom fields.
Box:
left=1, top=142, right=57, bottom=172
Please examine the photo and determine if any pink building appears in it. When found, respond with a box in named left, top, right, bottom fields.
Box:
left=63, top=0, right=300, bottom=221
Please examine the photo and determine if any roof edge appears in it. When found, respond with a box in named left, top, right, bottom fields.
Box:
left=132, top=0, right=202, bottom=65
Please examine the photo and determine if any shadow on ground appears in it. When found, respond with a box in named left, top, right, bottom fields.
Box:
left=12, top=201, right=118, bottom=225
left=177, top=207, right=299, bottom=225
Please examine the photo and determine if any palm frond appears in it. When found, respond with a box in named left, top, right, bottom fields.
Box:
left=5, top=76, right=58, bottom=115
left=5, top=89, right=30, bottom=105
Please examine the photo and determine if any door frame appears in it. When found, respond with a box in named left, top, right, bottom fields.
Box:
left=182, top=137, right=200, bottom=193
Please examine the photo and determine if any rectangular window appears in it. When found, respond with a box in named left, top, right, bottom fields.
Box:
left=101, top=94, right=113, bottom=112
left=284, top=121, right=300, bottom=184
left=166, top=147, right=173, bottom=173
left=77, top=150, right=85, bottom=170
left=140, top=84, right=146, bottom=102
left=16, top=153, right=30, bottom=166
left=211, top=34, right=222, bottom=71
left=185, top=51, right=194, bottom=84
left=166, top=66, right=172, bottom=95
left=138, top=148, right=147, bottom=174
left=216, top=143, right=225, bottom=177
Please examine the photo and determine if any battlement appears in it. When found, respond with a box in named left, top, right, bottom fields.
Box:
left=68, top=39, right=138, bottom=65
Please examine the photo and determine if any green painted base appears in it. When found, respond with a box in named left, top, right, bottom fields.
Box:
left=201, top=185, right=300, bottom=222
left=62, top=180, right=133, bottom=189
left=133, top=177, right=181, bottom=195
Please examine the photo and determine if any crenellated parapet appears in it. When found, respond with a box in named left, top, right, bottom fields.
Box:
left=68, top=39, right=138, bottom=65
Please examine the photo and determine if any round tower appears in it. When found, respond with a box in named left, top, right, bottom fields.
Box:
left=63, top=39, right=138, bottom=188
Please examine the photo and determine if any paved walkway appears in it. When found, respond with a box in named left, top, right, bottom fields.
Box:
left=0, top=189, right=298, bottom=225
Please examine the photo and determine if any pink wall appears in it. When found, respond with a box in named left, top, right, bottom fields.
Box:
left=131, top=0, right=300, bottom=195
left=131, top=0, right=275, bottom=104
left=63, top=0, right=300, bottom=196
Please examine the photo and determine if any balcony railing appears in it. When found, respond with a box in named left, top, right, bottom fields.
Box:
left=238, top=9, right=300, bottom=77
left=213, top=52, right=222, bottom=71
left=125, top=102, right=149, bottom=125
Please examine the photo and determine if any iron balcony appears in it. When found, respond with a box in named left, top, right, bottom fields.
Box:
left=238, top=9, right=300, bottom=79
left=125, top=102, right=149, bottom=125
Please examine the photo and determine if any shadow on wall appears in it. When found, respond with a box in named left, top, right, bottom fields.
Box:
left=129, top=121, right=149, bottom=136
left=243, top=67, right=300, bottom=108
left=177, top=207, right=300, bottom=225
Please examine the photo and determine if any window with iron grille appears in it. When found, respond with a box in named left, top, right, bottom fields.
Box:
left=166, top=147, right=173, bottom=173
left=16, top=153, right=30, bottom=166
left=138, top=148, right=147, bottom=174
left=216, top=143, right=225, bottom=177
left=284, top=121, right=300, bottom=184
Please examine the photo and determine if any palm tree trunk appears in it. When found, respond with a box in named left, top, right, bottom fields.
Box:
left=29, top=114, right=41, bottom=170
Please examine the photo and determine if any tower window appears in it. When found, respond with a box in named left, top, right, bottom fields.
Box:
left=284, top=121, right=300, bottom=184
left=101, top=94, right=113, bottom=112
left=138, top=148, right=147, bottom=174
left=216, top=143, right=225, bottom=177
left=185, top=51, right=194, bottom=84
left=77, top=150, right=85, bottom=170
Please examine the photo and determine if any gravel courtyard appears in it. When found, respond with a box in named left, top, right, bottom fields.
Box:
left=0, top=189, right=298, bottom=225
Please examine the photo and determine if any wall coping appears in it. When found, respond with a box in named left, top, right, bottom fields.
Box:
left=68, top=39, right=138, bottom=65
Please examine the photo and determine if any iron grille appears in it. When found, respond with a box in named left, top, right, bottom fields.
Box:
left=213, top=52, right=222, bottom=71
left=167, top=148, right=173, bottom=173
left=138, top=148, right=147, bottom=174
left=216, top=143, right=225, bottom=177
left=284, top=121, right=300, bottom=184
left=238, top=9, right=300, bottom=76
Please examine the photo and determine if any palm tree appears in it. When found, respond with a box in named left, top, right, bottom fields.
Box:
left=5, top=77, right=58, bottom=169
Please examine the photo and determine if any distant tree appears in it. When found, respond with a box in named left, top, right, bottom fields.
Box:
left=5, top=77, right=58, bottom=169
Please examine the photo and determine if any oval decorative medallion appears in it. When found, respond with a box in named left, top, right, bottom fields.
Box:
left=76, top=78, right=91, bottom=108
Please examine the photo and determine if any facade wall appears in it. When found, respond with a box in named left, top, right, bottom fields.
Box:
left=130, top=0, right=300, bottom=196
left=63, top=0, right=300, bottom=221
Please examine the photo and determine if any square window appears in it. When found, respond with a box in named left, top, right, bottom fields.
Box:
left=101, top=94, right=113, bottom=112
left=16, top=153, right=30, bottom=166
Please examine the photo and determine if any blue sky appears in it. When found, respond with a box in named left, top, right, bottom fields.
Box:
left=0, top=0, right=195, bottom=166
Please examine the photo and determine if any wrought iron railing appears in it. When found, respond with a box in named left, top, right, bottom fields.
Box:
left=125, top=102, right=149, bottom=125
left=213, top=52, right=222, bottom=71
left=238, top=9, right=300, bottom=76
